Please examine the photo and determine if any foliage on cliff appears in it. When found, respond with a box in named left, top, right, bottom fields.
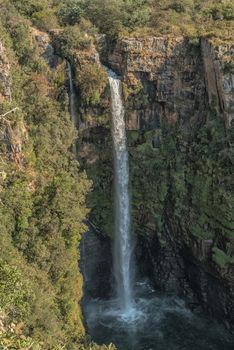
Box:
left=5, top=0, right=233, bottom=43
left=0, top=1, right=116, bottom=349
left=129, top=108, right=234, bottom=269
left=0, top=0, right=233, bottom=348
left=59, top=0, right=234, bottom=40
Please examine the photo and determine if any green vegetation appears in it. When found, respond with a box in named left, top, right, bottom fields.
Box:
left=129, top=109, right=234, bottom=268
left=32, top=9, right=59, bottom=31
left=10, top=0, right=48, bottom=16
left=0, top=0, right=233, bottom=348
left=4, top=0, right=232, bottom=43
left=148, top=0, right=234, bottom=40
left=82, top=134, right=114, bottom=236
left=58, top=0, right=83, bottom=26
left=212, top=247, right=234, bottom=268
left=0, top=262, right=31, bottom=320
left=56, top=25, right=93, bottom=59
left=77, top=63, right=108, bottom=105
left=0, top=1, right=114, bottom=349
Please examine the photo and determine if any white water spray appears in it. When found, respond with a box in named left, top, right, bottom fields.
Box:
left=107, top=69, right=135, bottom=316
left=67, top=62, right=77, bottom=156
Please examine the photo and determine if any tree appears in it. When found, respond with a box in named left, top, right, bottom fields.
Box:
left=0, top=261, right=31, bottom=319
left=82, top=0, right=125, bottom=36
left=10, top=0, right=46, bottom=16
left=58, top=0, right=83, bottom=26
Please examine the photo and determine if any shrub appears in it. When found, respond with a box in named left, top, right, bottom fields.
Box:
left=167, top=0, right=194, bottom=13
left=82, top=0, right=125, bottom=37
left=32, top=9, right=59, bottom=31
left=10, top=0, right=46, bottom=17
left=78, top=63, right=108, bottom=105
left=122, top=0, right=150, bottom=29
left=0, top=261, right=31, bottom=319
left=224, top=60, right=234, bottom=74
left=8, top=22, right=33, bottom=65
left=212, top=247, right=234, bottom=268
left=57, top=25, right=92, bottom=59
left=203, top=1, right=234, bottom=21
left=58, top=0, right=83, bottom=26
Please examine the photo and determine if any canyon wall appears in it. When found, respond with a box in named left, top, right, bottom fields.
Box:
left=108, top=36, right=234, bottom=331
left=80, top=223, right=112, bottom=300
left=109, top=36, right=206, bottom=131
left=74, top=36, right=234, bottom=331
left=2, top=26, right=232, bottom=333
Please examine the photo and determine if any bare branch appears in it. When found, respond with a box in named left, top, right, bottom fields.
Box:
left=0, top=107, right=19, bottom=119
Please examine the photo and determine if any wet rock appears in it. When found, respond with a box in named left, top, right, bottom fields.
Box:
left=137, top=216, right=234, bottom=332
left=80, top=223, right=113, bottom=299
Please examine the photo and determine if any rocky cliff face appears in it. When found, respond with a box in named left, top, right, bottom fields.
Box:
left=201, top=38, right=234, bottom=128
left=106, top=36, right=234, bottom=332
left=0, top=40, right=11, bottom=103
left=0, top=40, right=26, bottom=168
left=80, top=223, right=112, bottom=300
left=37, top=32, right=234, bottom=332
left=74, top=35, right=234, bottom=332
left=0, top=31, right=63, bottom=170
left=108, top=36, right=234, bottom=131
left=109, top=37, right=206, bottom=131
left=1, top=28, right=228, bottom=333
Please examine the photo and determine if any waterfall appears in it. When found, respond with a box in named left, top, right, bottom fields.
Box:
left=107, top=69, right=134, bottom=314
left=67, top=62, right=77, bottom=156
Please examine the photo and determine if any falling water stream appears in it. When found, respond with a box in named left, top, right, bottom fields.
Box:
left=108, top=69, right=135, bottom=317
left=79, top=68, right=234, bottom=349
left=67, top=62, right=77, bottom=156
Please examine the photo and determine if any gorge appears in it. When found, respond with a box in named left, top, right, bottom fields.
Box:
left=0, top=1, right=234, bottom=350
left=78, top=34, right=234, bottom=339
left=78, top=53, right=234, bottom=350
